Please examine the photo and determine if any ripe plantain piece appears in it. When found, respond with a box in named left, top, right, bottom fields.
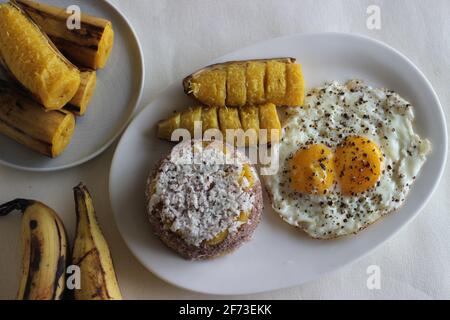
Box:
left=265, top=61, right=287, bottom=106
left=157, top=103, right=281, bottom=147
left=226, top=64, right=247, bottom=107
left=285, top=63, right=305, bottom=107
left=65, top=69, right=97, bottom=116
left=218, top=107, right=242, bottom=145
left=183, top=58, right=305, bottom=107
left=0, top=80, right=76, bottom=158
left=15, top=0, right=115, bottom=70
left=188, top=68, right=227, bottom=107
left=72, top=183, right=122, bottom=300
left=201, top=106, right=219, bottom=132
left=0, top=2, right=80, bottom=110
left=259, top=102, right=281, bottom=144
left=157, top=112, right=181, bottom=140
left=1, top=65, right=96, bottom=117
left=239, top=105, right=260, bottom=145
left=180, top=106, right=202, bottom=137
left=246, top=61, right=266, bottom=105
left=0, top=199, right=68, bottom=300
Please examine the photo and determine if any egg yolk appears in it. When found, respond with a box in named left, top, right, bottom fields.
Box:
left=289, top=144, right=335, bottom=195
left=335, top=136, right=383, bottom=195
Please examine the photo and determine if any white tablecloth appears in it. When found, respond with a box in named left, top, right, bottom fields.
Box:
left=0, top=0, right=449, bottom=299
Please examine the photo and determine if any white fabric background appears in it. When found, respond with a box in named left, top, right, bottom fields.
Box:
left=0, top=0, right=449, bottom=299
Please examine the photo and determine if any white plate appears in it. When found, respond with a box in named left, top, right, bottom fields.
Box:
left=109, top=33, right=447, bottom=295
left=0, top=0, right=144, bottom=172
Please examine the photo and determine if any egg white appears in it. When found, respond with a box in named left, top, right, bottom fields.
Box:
left=263, top=80, right=431, bottom=239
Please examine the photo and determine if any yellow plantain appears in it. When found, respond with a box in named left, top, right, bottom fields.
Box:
left=15, top=0, right=115, bottom=70
left=72, top=183, right=122, bottom=300
left=157, top=103, right=281, bottom=146
left=0, top=2, right=81, bottom=110
left=0, top=199, right=68, bottom=300
left=0, top=80, right=76, bottom=158
left=65, top=69, right=97, bottom=116
left=183, top=58, right=305, bottom=107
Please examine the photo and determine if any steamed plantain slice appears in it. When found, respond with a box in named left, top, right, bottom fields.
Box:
left=246, top=61, right=266, bottom=105
left=265, top=61, right=286, bottom=106
left=157, top=112, right=181, bottom=140
left=0, top=3, right=80, bottom=110
left=201, top=106, right=219, bottom=132
left=0, top=80, right=75, bottom=157
left=181, top=106, right=202, bottom=137
left=259, top=102, right=281, bottom=144
left=65, top=69, right=97, bottom=116
left=188, top=68, right=227, bottom=107
left=16, top=0, right=115, bottom=70
left=239, top=105, right=260, bottom=145
left=226, top=64, right=247, bottom=107
left=285, top=63, right=305, bottom=107
left=218, top=107, right=242, bottom=142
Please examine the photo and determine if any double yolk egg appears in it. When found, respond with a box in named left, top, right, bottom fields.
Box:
left=289, top=136, right=383, bottom=195
left=264, top=80, right=430, bottom=239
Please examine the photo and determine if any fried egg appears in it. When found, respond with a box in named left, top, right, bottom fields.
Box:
left=263, top=80, right=431, bottom=239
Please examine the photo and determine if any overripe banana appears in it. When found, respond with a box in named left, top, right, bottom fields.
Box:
left=0, top=199, right=68, bottom=300
left=72, top=183, right=122, bottom=300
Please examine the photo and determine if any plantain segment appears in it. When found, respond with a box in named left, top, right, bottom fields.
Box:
left=0, top=80, right=76, bottom=158
left=219, top=107, right=242, bottom=145
left=188, top=68, right=227, bottom=107
left=239, top=105, right=260, bottom=144
left=246, top=61, right=266, bottom=105
left=259, top=102, right=281, bottom=144
left=65, top=69, right=97, bottom=116
left=226, top=64, right=247, bottom=107
left=265, top=61, right=286, bottom=105
left=201, top=106, right=219, bottom=132
left=0, top=2, right=81, bottom=110
left=285, top=63, right=305, bottom=107
left=180, top=106, right=202, bottom=137
left=157, top=113, right=181, bottom=140
left=15, top=0, right=115, bottom=70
